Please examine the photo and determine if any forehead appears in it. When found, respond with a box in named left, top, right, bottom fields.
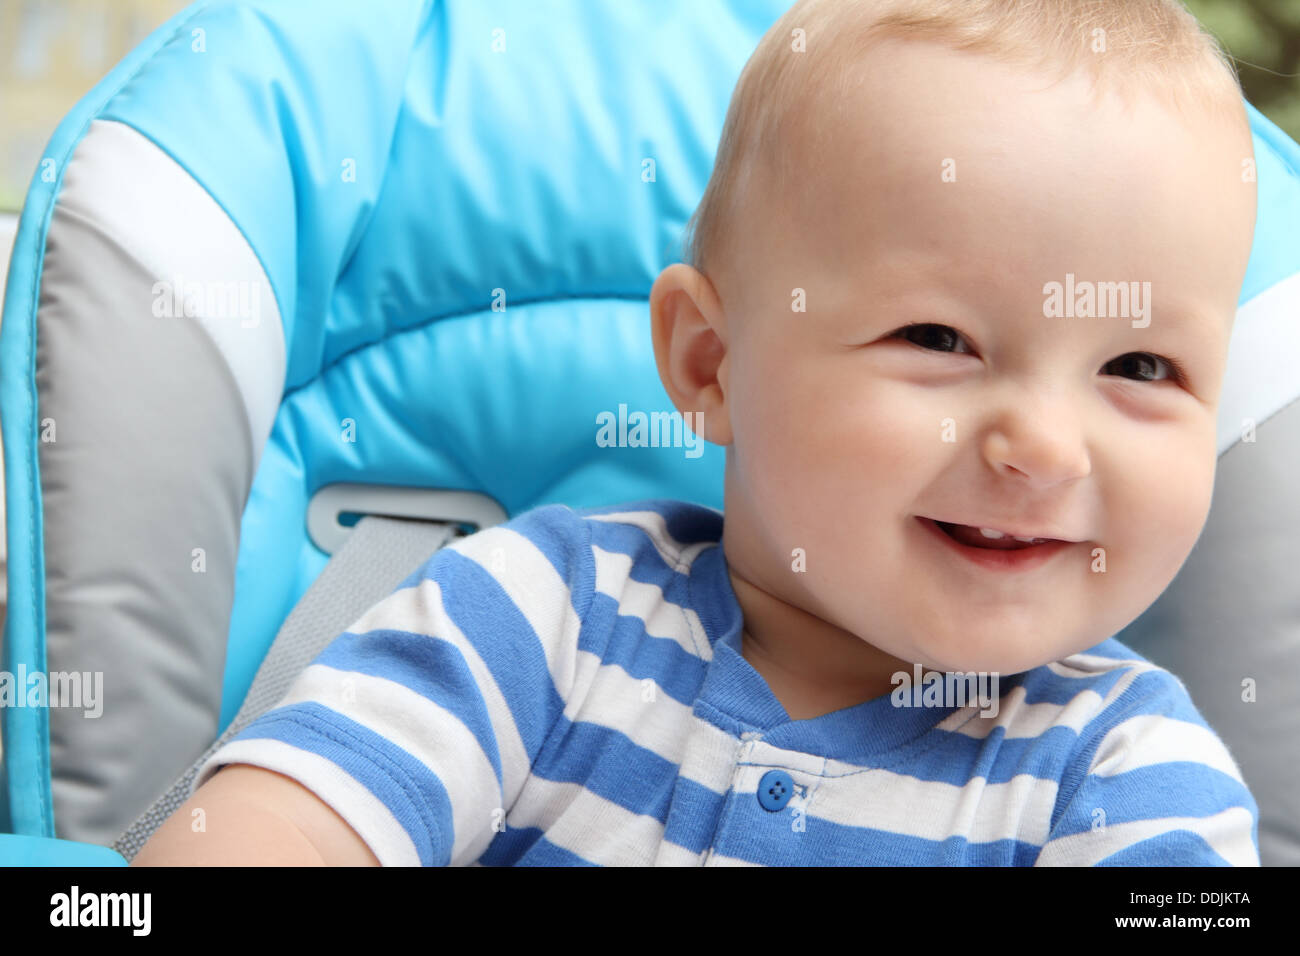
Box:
left=760, top=40, right=1254, bottom=331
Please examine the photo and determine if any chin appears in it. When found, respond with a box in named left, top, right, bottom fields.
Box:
left=904, top=635, right=1063, bottom=677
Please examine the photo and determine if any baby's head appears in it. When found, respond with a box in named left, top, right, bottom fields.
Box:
left=650, top=0, right=1257, bottom=680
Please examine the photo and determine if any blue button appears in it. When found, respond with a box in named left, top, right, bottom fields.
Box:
left=757, top=770, right=794, bottom=811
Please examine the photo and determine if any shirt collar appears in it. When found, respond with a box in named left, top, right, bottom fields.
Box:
left=690, top=542, right=964, bottom=762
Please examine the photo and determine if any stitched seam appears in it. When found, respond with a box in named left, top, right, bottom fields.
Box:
left=698, top=692, right=984, bottom=774
left=703, top=735, right=755, bottom=859
left=254, top=707, right=455, bottom=863
left=679, top=540, right=717, bottom=660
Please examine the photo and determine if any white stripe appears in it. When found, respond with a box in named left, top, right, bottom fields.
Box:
left=954, top=657, right=1165, bottom=741
left=591, top=544, right=711, bottom=660
left=505, top=776, right=666, bottom=865
left=565, top=654, right=700, bottom=768
left=586, top=509, right=716, bottom=571
left=1048, top=650, right=1157, bottom=677
left=705, top=851, right=763, bottom=866
left=674, top=718, right=758, bottom=797
left=192, top=738, right=421, bottom=866
left=501, top=709, right=741, bottom=865
left=58, top=119, right=285, bottom=470
left=653, top=842, right=710, bottom=866
left=441, top=525, right=585, bottom=689
left=273, top=663, right=502, bottom=866
left=745, top=738, right=834, bottom=777
left=755, top=762, right=1060, bottom=846
left=1034, top=806, right=1258, bottom=866
left=1218, top=272, right=1300, bottom=456
left=1089, top=713, right=1247, bottom=783
left=334, top=576, right=533, bottom=818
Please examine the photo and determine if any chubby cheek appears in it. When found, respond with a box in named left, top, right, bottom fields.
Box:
left=734, top=355, right=934, bottom=567
left=1095, top=432, right=1216, bottom=614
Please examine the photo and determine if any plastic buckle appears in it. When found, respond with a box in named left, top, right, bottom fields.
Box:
left=306, top=483, right=508, bottom=555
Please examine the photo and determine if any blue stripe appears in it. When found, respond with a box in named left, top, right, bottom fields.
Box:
left=478, top=824, right=546, bottom=866
left=1048, top=762, right=1255, bottom=837
left=660, top=777, right=729, bottom=855
left=578, top=497, right=724, bottom=551
left=512, top=838, right=601, bottom=866
left=397, top=547, right=568, bottom=760
left=588, top=518, right=697, bottom=585
left=1096, top=831, right=1231, bottom=867
left=530, top=719, right=680, bottom=823
left=876, top=727, right=1079, bottom=787
left=680, top=544, right=743, bottom=649
left=1015, top=661, right=1135, bottom=706
left=313, top=629, right=505, bottom=788
left=582, top=592, right=710, bottom=703
left=400, top=503, right=596, bottom=620
left=229, top=702, right=457, bottom=866
left=708, top=791, right=1044, bottom=866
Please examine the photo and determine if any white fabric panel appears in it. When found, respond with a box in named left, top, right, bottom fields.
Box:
left=1218, top=273, right=1300, bottom=455
left=52, top=119, right=285, bottom=470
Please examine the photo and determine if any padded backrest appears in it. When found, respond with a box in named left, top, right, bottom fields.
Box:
left=2, top=0, right=1298, bottom=865
left=0, top=0, right=780, bottom=845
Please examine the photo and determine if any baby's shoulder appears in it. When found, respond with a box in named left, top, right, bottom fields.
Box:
left=567, top=498, right=725, bottom=657
left=452, top=496, right=722, bottom=619
left=566, top=498, right=724, bottom=593
left=1005, top=638, right=1245, bottom=779
left=570, top=497, right=724, bottom=567
left=1014, top=637, right=1199, bottom=721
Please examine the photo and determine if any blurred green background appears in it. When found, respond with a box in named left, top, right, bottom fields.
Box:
left=1185, top=0, right=1300, bottom=140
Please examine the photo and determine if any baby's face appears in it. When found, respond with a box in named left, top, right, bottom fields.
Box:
left=701, top=39, right=1256, bottom=676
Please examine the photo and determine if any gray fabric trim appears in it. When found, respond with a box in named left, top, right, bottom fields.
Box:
left=1119, top=397, right=1300, bottom=866
left=113, top=515, right=458, bottom=861
left=57, top=121, right=286, bottom=472
left=35, top=118, right=285, bottom=845
left=37, top=197, right=255, bottom=845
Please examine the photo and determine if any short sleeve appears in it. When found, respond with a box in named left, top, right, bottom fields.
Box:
left=1033, top=667, right=1260, bottom=866
left=190, top=504, right=596, bottom=866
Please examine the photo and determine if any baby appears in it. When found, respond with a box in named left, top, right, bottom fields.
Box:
left=134, top=0, right=1260, bottom=866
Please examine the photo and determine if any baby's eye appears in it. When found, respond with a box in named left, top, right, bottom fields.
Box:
left=888, top=325, right=1185, bottom=387
left=1100, top=352, right=1180, bottom=384
left=891, top=323, right=973, bottom=354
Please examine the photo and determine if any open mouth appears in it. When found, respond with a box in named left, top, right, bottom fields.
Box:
left=933, top=520, right=1056, bottom=551
left=916, top=516, right=1072, bottom=572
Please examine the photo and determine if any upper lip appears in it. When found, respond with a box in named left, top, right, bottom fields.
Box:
left=921, top=516, right=1080, bottom=543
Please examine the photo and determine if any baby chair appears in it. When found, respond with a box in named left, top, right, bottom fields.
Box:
left=1, top=0, right=1298, bottom=866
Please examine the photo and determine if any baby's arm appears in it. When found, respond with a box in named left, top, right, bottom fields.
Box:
left=132, top=763, right=379, bottom=866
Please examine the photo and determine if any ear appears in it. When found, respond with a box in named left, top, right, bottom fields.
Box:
left=649, top=263, right=734, bottom=447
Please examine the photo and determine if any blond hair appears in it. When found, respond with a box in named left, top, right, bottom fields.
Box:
left=681, top=0, right=1246, bottom=277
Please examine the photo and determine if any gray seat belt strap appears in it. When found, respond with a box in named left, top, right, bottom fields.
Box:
left=112, top=514, right=458, bottom=860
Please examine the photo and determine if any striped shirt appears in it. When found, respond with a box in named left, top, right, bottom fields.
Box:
left=193, top=498, right=1260, bottom=866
